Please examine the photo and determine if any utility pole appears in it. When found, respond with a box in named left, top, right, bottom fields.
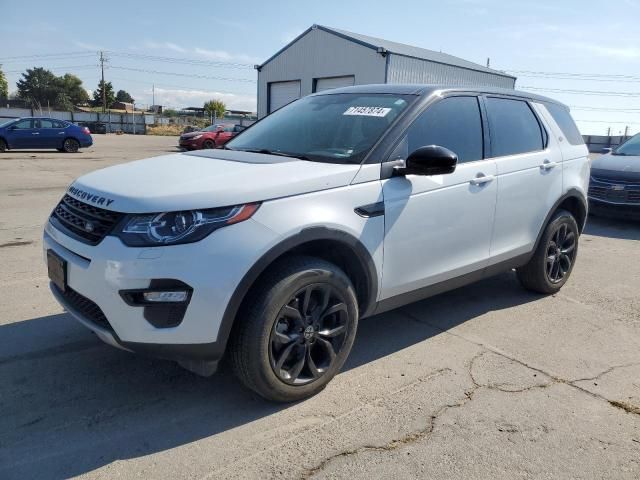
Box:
left=152, top=84, right=155, bottom=108
left=99, top=51, right=107, bottom=113
left=486, top=57, right=490, bottom=68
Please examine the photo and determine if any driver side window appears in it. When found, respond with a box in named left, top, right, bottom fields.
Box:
left=390, top=96, right=484, bottom=163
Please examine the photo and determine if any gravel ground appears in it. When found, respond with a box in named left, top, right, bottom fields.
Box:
left=0, top=135, right=639, bottom=479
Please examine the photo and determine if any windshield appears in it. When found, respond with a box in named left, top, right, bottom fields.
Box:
left=0, top=119, right=17, bottom=128
left=202, top=124, right=224, bottom=132
left=614, top=134, right=640, bottom=156
left=227, top=93, right=414, bottom=163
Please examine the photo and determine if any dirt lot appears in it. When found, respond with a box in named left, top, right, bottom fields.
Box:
left=1, top=135, right=639, bottom=479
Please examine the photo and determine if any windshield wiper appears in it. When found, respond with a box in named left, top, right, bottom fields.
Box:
left=234, top=148, right=310, bottom=160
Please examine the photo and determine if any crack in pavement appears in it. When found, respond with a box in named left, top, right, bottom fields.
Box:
left=301, top=339, right=640, bottom=479
left=200, top=368, right=453, bottom=480
left=398, top=309, right=640, bottom=408
left=609, top=400, right=640, bottom=416
left=301, top=365, right=481, bottom=480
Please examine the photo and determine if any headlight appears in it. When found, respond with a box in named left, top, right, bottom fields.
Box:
left=115, top=203, right=260, bottom=246
left=192, top=134, right=203, bottom=140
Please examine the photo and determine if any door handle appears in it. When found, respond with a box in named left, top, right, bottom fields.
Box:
left=31, top=132, right=40, bottom=135
left=470, top=174, right=495, bottom=186
left=58, top=132, right=64, bottom=134
left=540, top=160, right=558, bottom=170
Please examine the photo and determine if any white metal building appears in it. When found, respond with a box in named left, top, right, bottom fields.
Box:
left=255, top=25, right=516, bottom=118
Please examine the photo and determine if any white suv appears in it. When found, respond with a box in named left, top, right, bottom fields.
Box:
left=44, top=85, right=589, bottom=402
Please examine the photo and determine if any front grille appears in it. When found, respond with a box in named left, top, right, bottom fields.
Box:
left=54, top=284, right=113, bottom=332
left=50, top=195, right=125, bottom=245
left=589, top=179, right=640, bottom=204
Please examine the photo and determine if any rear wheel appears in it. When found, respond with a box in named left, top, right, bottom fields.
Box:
left=229, top=256, right=358, bottom=402
left=517, top=209, right=579, bottom=294
left=63, top=138, right=80, bottom=153
left=203, top=140, right=215, bottom=149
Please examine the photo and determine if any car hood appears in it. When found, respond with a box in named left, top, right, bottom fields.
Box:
left=180, top=131, right=205, bottom=139
left=591, top=154, right=640, bottom=183
left=67, top=149, right=362, bottom=213
left=591, top=154, right=640, bottom=173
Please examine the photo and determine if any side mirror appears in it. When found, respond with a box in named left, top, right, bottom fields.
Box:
left=8, top=125, right=17, bottom=130
left=394, top=145, right=458, bottom=176
left=600, top=147, right=613, bottom=154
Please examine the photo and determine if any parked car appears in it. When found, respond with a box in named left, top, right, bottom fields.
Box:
left=178, top=124, right=246, bottom=150
left=0, top=117, right=93, bottom=153
left=44, top=85, right=589, bottom=402
left=588, top=134, right=640, bottom=220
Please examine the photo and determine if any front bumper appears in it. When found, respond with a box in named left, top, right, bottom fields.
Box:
left=178, top=139, right=201, bottom=150
left=43, top=217, right=279, bottom=362
left=589, top=198, right=640, bottom=220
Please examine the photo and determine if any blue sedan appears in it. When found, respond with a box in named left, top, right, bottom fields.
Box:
left=0, top=117, right=93, bottom=153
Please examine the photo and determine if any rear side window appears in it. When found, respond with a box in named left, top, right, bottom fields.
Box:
left=485, top=98, right=544, bottom=157
left=401, top=96, right=484, bottom=163
left=544, top=103, right=584, bottom=145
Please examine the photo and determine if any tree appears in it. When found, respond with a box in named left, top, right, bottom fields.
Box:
left=92, top=80, right=115, bottom=109
left=0, top=65, right=8, bottom=99
left=203, top=99, right=226, bottom=120
left=16, top=67, right=61, bottom=108
left=115, top=89, right=134, bottom=104
left=59, top=74, right=89, bottom=106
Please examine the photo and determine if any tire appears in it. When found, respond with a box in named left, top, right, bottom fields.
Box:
left=229, top=256, right=359, bottom=402
left=203, top=140, right=215, bottom=149
left=63, top=138, right=80, bottom=153
left=0, top=139, right=6, bottom=152
left=516, top=209, right=579, bottom=294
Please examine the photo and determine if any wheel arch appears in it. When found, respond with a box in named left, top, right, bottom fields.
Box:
left=217, top=227, right=379, bottom=356
left=533, top=189, right=587, bottom=253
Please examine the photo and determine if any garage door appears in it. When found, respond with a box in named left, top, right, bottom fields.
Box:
left=314, top=76, right=355, bottom=93
left=268, top=81, right=301, bottom=113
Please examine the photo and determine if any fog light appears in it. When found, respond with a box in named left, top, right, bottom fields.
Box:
left=142, top=291, right=188, bottom=303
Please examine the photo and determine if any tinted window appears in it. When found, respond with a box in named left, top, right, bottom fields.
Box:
left=13, top=119, right=32, bottom=129
left=615, top=134, right=640, bottom=156
left=228, top=93, right=413, bottom=164
left=38, top=119, right=54, bottom=128
left=485, top=98, right=544, bottom=156
left=393, top=96, right=483, bottom=163
left=53, top=120, right=67, bottom=129
left=544, top=103, right=584, bottom=145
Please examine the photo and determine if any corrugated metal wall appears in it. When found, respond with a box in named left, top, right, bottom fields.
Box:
left=387, top=55, right=515, bottom=89
left=257, top=28, right=386, bottom=117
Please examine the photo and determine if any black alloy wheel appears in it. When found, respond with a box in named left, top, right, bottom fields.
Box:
left=517, top=209, right=580, bottom=294
left=546, top=223, right=576, bottom=283
left=269, top=283, right=349, bottom=385
left=63, top=138, right=80, bottom=153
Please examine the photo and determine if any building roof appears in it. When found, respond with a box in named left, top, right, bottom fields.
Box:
left=258, top=24, right=516, bottom=80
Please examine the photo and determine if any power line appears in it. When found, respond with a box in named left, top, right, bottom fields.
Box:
left=519, top=86, right=640, bottom=97
left=509, top=69, right=640, bottom=80
left=109, top=65, right=256, bottom=83
left=0, top=51, right=94, bottom=61
left=4, top=64, right=97, bottom=74
left=108, top=51, right=254, bottom=69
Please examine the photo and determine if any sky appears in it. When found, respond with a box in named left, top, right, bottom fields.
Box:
left=1, top=0, right=640, bottom=134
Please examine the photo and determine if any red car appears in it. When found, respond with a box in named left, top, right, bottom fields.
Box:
left=178, top=124, right=246, bottom=150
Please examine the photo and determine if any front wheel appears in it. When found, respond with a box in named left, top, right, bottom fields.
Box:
left=63, top=138, right=80, bottom=153
left=229, top=256, right=359, bottom=402
left=203, top=140, right=215, bottom=149
left=517, top=209, right=579, bottom=294
left=0, top=139, right=6, bottom=152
